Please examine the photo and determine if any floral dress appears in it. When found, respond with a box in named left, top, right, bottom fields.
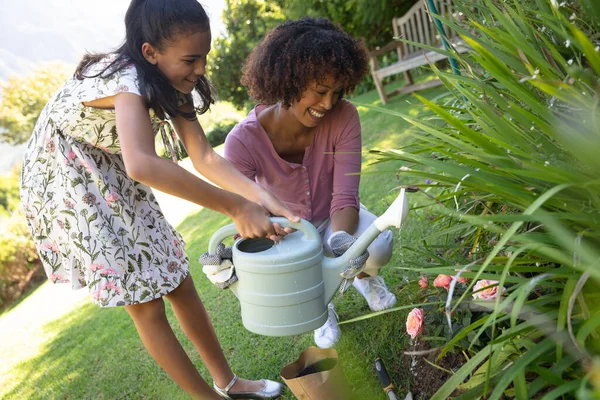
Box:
left=20, top=57, right=189, bottom=307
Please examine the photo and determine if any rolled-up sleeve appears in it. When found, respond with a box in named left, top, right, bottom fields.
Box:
left=223, top=129, right=257, bottom=181
left=330, top=106, right=361, bottom=216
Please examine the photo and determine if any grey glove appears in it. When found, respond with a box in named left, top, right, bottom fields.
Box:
left=199, top=243, right=237, bottom=289
left=327, top=231, right=369, bottom=293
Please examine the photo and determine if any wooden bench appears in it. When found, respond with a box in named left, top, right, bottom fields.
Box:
left=368, top=0, right=469, bottom=104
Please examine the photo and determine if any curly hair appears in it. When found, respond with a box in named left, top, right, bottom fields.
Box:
left=241, top=17, right=369, bottom=107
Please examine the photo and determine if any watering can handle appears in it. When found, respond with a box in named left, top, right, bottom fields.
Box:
left=207, top=217, right=321, bottom=255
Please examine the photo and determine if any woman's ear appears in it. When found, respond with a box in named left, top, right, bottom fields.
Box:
left=141, top=42, right=158, bottom=65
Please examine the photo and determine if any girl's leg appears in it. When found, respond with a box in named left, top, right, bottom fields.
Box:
left=124, top=297, right=221, bottom=400
left=164, top=274, right=264, bottom=393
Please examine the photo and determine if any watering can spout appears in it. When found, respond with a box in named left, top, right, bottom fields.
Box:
left=322, top=188, right=409, bottom=304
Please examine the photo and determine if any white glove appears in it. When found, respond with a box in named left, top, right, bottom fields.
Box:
left=199, top=243, right=237, bottom=289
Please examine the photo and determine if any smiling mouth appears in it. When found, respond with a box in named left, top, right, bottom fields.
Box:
left=308, top=108, right=325, bottom=118
left=185, top=78, right=198, bottom=84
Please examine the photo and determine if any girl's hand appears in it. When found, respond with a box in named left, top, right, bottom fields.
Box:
left=232, top=200, right=291, bottom=242
left=232, top=192, right=300, bottom=242
left=257, top=190, right=300, bottom=238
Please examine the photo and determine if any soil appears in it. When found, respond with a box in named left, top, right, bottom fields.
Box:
left=398, top=340, right=466, bottom=400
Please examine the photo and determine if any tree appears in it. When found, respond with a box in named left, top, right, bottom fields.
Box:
left=208, top=0, right=286, bottom=109
left=0, top=63, right=70, bottom=145
left=282, top=0, right=417, bottom=49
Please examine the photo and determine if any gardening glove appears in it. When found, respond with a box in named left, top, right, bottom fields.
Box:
left=199, top=243, right=237, bottom=289
left=327, top=231, right=369, bottom=294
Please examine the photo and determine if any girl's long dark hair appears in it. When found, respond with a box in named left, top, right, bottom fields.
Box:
left=74, top=0, right=215, bottom=120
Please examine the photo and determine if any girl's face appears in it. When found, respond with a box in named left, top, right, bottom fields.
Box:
left=143, top=29, right=211, bottom=94
left=288, top=76, right=344, bottom=129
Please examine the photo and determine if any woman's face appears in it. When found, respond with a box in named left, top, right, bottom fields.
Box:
left=288, top=76, right=344, bottom=129
left=144, top=29, right=212, bottom=94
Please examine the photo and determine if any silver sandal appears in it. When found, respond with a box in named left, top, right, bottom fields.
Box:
left=214, top=373, right=284, bottom=399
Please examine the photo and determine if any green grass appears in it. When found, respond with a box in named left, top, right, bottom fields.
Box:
left=0, top=77, right=450, bottom=400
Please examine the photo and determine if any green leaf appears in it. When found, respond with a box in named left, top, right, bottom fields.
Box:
left=489, top=337, right=556, bottom=400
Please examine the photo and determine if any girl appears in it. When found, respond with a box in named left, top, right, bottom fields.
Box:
left=20, top=0, right=294, bottom=398
left=224, top=17, right=397, bottom=349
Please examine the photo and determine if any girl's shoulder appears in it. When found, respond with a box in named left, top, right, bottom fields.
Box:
left=76, top=56, right=142, bottom=100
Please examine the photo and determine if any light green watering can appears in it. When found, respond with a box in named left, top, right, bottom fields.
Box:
left=207, top=188, right=409, bottom=337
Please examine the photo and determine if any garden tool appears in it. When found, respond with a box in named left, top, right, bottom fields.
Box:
left=206, top=188, right=409, bottom=336
left=375, top=358, right=413, bottom=400
left=375, top=357, right=398, bottom=400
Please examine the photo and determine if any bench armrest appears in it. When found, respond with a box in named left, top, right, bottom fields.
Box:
left=368, top=40, right=402, bottom=58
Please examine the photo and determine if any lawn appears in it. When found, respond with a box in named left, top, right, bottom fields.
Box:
left=0, top=78, right=450, bottom=400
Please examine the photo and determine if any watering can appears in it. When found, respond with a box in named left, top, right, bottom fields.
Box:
left=207, top=188, right=409, bottom=337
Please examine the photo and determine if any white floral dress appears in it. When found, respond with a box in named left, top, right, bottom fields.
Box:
left=20, top=58, right=189, bottom=307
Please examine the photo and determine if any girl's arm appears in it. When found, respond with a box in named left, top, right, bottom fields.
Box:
left=171, top=103, right=298, bottom=226
left=114, top=93, right=292, bottom=238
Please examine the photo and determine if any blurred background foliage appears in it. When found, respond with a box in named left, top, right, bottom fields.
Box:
left=207, top=0, right=419, bottom=109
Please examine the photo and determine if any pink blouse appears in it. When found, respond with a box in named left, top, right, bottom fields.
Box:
left=224, top=99, right=362, bottom=223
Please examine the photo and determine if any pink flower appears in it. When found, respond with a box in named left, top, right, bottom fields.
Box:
left=100, top=282, right=117, bottom=291
left=91, top=291, right=102, bottom=299
left=472, top=280, right=506, bottom=300
left=418, top=275, right=428, bottom=289
left=49, top=274, right=64, bottom=282
left=434, top=274, right=453, bottom=290
left=454, top=269, right=471, bottom=284
left=89, top=264, right=104, bottom=272
left=406, top=308, right=424, bottom=339
left=45, top=140, right=56, bottom=153
left=106, top=193, right=119, bottom=207
left=101, top=267, right=119, bottom=276
left=42, top=243, right=59, bottom=253
left=68, top=151, right=77, bottom=160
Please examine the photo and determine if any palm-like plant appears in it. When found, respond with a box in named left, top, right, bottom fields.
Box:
left=368, top=0, right=600, bottom=397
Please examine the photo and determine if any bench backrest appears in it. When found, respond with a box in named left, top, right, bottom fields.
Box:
left=393, top=0, right=459, bottom=59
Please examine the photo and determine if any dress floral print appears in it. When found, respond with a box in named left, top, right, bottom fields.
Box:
left=20, top=57, right=189, bottom=307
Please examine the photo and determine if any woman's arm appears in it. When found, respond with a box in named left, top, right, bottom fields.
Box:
left=331, top=207, right=359, bottom=234
left=114, top=93, right=287, bottom=238
left=330, top=103, right=362, bottom=234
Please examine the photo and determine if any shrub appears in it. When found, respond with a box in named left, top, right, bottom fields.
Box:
left=369, top=0, right=600, bottom=397
left=206, top=120, right=238, bottom=148
left=0, top=166, right=20, bottom=217
left=0, top=167, right=43, bottom=309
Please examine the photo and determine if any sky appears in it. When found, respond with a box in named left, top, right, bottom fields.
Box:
left=0, top=0, right=227, bottom=81
left=0, top=0, right=227, bottom=171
